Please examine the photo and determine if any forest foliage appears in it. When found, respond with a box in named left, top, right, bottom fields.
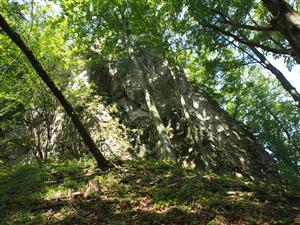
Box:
left=0, top=0, right=300, bottom=186
left=1, top=1, right=300, bottom=224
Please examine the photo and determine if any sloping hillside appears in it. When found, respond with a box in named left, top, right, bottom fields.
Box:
left=0, top=158, right=298, bottom=225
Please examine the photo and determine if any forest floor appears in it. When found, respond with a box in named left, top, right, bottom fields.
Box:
left=0, top=157, right=299, bottom=225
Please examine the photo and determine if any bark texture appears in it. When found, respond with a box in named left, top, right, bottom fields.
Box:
left=262, top=0, right=300, bottom=59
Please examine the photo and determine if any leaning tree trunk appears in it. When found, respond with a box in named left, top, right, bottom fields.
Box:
left=126, top=50, right=177, bottom=162
left=102, top=48, right=280, bottom=181
left=0, top=13, right=112, bottom=170
left=249, top=45, right=300, bottom=106
left=199, top=23, right=300, bottom=107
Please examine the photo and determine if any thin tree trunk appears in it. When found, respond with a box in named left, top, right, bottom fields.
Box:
left=249, top=46, right=300, bottom=106
left=130, top=50, right=176, bottom=162
left=0, top=13, right=112, bottom=170
left=201, top=21, right=300, bottom=107
left=120, top=14, right=177, bottom=162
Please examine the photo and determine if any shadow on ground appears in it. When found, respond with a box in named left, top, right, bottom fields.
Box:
left=0, top=158, right=299, bottom=225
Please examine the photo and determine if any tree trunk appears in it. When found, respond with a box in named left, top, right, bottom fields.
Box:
left=249, top=46, right=300, bottom=106
left=262, top=0, right=300, bottom=60
left=129, top=52, right=177, bottom=162
left=200, top=22, right=300, bottom=107
left=0, top=13, right=112, bottom=170
left=121, top=16, right=177, bottom=162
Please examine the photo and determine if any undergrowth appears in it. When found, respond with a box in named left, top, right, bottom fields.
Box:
left=0, top=157, right=298, bottom=225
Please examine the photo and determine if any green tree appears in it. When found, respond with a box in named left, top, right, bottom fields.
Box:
left=1, top=0, right=299, bottom=183
left=55, top=0, right=283, bottom=180
left=0, top=9, right=111, bottom=170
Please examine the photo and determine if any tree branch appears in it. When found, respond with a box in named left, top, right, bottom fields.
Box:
left=261, top=0, right=300, bottom=60
left=210, top=8, right=277, bottom=32
left=208, top=22, right=300, bottom=106
left=200, top=22, right=293, bottom=55
left=249, top=46, right=300, bottom=107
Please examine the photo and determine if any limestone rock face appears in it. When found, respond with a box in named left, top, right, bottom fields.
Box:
left=88, top=50, right=279, bottom=181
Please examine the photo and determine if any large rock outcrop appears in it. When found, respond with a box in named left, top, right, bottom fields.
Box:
left=89, top=49, right=279, bottom=181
